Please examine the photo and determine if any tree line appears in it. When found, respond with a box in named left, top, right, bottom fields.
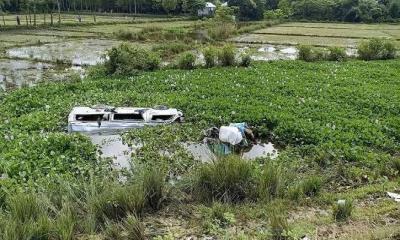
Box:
left=0, top=0, right=399, bottom=24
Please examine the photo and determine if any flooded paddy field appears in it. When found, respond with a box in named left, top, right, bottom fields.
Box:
left=232, top=22, right=400, bottom=48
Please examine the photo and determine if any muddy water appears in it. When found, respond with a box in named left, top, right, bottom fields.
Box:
left=0, top=59, right=85, bottom=91
left=89, top=134, right=133, bottom=170
left=6, top=39, right=121, bottom=66
left=185, top=142, right=279, bottom=162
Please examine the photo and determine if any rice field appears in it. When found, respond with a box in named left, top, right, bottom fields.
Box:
left=1, top=13, right=182, bottom=26
left=233, top=22, right=400, bottom=47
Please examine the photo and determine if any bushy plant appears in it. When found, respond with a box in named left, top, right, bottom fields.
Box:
left=142, top=168, right=166, bottom=210
left=240, top=53, right=252, bottom=67
left=115, top=30, right=136, bottom=41
left=297, top=45, right=326, bottom=62
left=203, top=46, right=218, bottom=68
left=104, top=43, right=160, bottom=76
left=177, top=52, right=196, bottom=70
left=358, top=38, right=397, bottom=60
left=327, top=46, right=347, bottom=61
left=393, top=158, right=400, bottom=174
left=301, top=176, right=323, bottom=197
left=152, top=42, right=191, bottom=58
left=258, top=162, right=283, bottom=201
left=192, top=156, right=254, bottom=203
left=218, top=45, right=236, bottom=67
left=333, top=199, right=353, bottom=222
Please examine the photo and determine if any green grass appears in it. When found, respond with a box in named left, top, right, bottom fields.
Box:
left=1, top=59, right=400, bottom=238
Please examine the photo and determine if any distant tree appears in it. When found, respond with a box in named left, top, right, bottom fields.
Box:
left=389, top=0, right=400, bottom=18
left=162, top=0, right=177, bottom=13
left=228, top=0, right=265, bottom=20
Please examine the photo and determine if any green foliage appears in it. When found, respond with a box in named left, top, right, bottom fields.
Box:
left=142, top=168, right=166, bottom=210
left=327, top=46, right=347, bottom=61
left=104, top=43, right=160, bottom=76
left=152, top=42, right=192, bottom=58
left=333, top=199, right=353, bottom=222
left=208, top=6, right=237, bottom=40
left=192, top=156, right=254, bottom=203
left=218, top=44, right=236, bottom=66
left=203, top=46, right=218, bottom=68
left=267, top=202, right=291, bottom=240
left=88, top=183, right=145, bottom=224
left=297, top=45, right=326, bottom=62
left=393, top=158, right=400, bottom=173
left=240, top=53, right=252, bottom=67
left=358, top=38, right=397, bottom=60
left=122, top=215, right=146, bottom=240
left=264, top=9, right=288, bottom=19
left=301, top=176, right=323, bottom=197
left=258, top=162, right=284, bottom=201
left=177, top=51, right=196, bottom=70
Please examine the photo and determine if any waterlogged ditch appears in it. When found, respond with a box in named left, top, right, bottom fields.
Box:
left=88, top=131, right=279, bottom=171
left=6, top=39, right=122, bottom=65
left=1, top=39, right=122, bottom=91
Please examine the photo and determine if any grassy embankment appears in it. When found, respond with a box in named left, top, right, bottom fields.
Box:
left=0, top=59, right=399, bottom=239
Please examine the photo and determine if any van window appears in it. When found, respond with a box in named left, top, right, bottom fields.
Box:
left=113, top=114, right=144, bottom=121
left=151, top=115, right=174, bottom=121
left=76, top=114, right=106, bottom=122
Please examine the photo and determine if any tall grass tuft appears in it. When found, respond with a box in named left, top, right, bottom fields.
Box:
left=258, top=162, right=284, bottom=201
left=123, top=215, right=146, bottom=240
left=88, top=183, right=145, bottom=224
left=268, top=202, right=290, bottom=240
left=203, top=46, right=218, bottom=68
left=7, top=193, right=46, bottom=223
left=393, top=158, right=400, bottom=174
left=177, top=52, right=196, bottom=70
left=142, top=168, right=166, bottom=210
left=192, top=156, right=253, bottom=203
left=333, top=199, right=353, bottom=222
left=218, top=45, right=236, bottom=67
left=54, top=203, right=76, bottom=240
left=301, top=176, right=323, bottom=197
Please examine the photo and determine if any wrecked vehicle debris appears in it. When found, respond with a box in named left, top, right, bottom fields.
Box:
left=68, top=105, right=184, bottom=133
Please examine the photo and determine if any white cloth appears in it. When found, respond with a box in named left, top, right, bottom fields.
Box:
left=219, top=126, right=243, bottom=145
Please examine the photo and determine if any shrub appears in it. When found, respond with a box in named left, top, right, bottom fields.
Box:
left=327, top=46, right=347, bottom=61
left=240, top=53, right=252, bottom=67
left=142, top=168, right=166, bottom=210
left=152, top=42, right=191, bottom=58
left=114, top=30, right=135, bottom=41
left=218, top=45, right=236, bottom=67
left=301, top=176, right=323, bottom=197
left=393, top=158, right=400, bottom=174
left=297, top=45, right=326, bottom=62
left=258, top=162, right=283, bottom=201
left=203, top=46, right=218, bottom=68
left=177, top=52, right=196, bottom=70
left=209, top=202, right=235, bottom=227
left=104, top=43, right=160, bottom=76
left=358, top=38, right=397, bottom=61
left=333, top=199, right=353, bottom=222
left=192, top=156, right=254, bottom=203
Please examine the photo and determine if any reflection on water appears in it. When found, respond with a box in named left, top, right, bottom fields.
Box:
left=0, top=59, right=51, bottom=91
left=185, top=142, right=279, bottom=162
left=7, top=39, right=121, bottom=66
left=89, top=133, right=133, bottom=170
left=0, top=59, right=85, bottom=91
left=251, top=44, right=298, bottom=61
